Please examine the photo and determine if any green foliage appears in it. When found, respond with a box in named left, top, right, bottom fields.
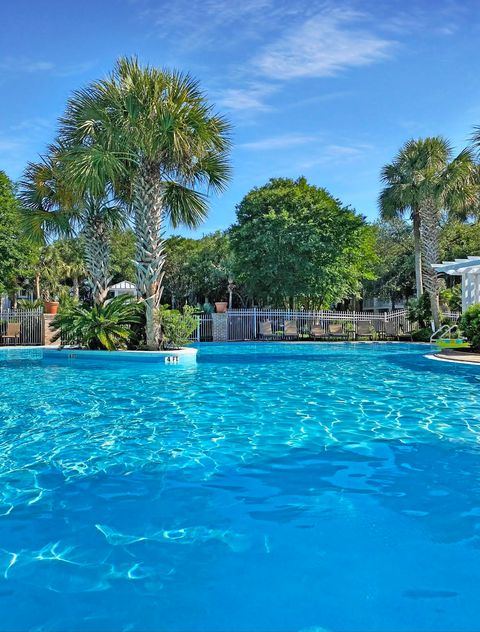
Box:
left=411, top=327, right=433, bottom=342
left=407, top=293, right=432, bottom=329
left=440, top=283, right=462, bottom=312
left=230, top=177, right=377, bottom=308
left=17, top=299, right=43, bottom=310
left=155, top=304, right=198, bottom=349
left=460, top=304, right=480, bottom=351
left=365, top=219, right=415, bottom=306
left=109, top=229, right=136, bottom=283
left=0, top=171, right=38, bottom=298
left=439, top=221, right=480, bottom=261
left=50, top=294, right=143, bottom=351
left=163, top=231, right=235, bottom=306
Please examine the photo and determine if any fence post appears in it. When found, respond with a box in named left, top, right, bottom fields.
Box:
left=353, top=310, right=356, bottom=340
left=196, top=316, right=200, bottom=342
left=253, top=306, right=257, bottom=339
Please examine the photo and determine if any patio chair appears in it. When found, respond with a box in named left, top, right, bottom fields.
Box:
left=384, top=321, right=400, bottom=340
left=310, top=322, right=327, bottom=340
left=327, top=323, right=349, bottom=339
left=258, top=319, right=274, bottom=340
left=1, top=323, right=21, bottom=346
left=284, top=320, right=298, bottom=339
left=356, top=321, right=375, bottom=340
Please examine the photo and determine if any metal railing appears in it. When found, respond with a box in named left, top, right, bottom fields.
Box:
left=0, top=309, right=44, bottom=346
left=189, top=308, right=462, bottom=342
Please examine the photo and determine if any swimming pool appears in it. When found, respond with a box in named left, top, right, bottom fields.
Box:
left=1, top=343, right=480, bottom=631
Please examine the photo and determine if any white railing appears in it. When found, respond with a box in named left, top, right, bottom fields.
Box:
left=0, top=309, right=44, bottom=346
left=189, top=308, right=462, bottom=342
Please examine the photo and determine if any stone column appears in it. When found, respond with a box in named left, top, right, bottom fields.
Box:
left=212, top=313, right=228, bottom=342
left=42, top=314, right=57, bottom=346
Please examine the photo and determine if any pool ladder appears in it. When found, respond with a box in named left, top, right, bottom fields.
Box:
left=430, top=323, right=460, bottom=343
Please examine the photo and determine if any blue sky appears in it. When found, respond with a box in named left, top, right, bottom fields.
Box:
left=1, top=0, right=479, bottom=235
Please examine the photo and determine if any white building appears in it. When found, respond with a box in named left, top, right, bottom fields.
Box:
left=109, top=280, right=138, bottom=298
left=433, top=256, right=480, bottom=312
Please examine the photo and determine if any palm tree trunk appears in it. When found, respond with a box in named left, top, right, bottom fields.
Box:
left=34, top=273, right=41, bottom=300
left=420, top=199, right=440, bottom=329
left=133, top=161, right=165, bottom=350
left=412, top=209, right=423, bottom=298
left=84, top=217, right=112, bottom=306
left=72, top=277, right=80, bottom=300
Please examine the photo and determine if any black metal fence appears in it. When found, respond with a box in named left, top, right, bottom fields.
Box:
left=0, top=309, right=44, bottom=346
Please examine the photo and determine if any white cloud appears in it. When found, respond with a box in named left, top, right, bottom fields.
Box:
left=0, top=57, right=55, bottom=73
left=240, top=133, right=317, bottom=151
left=217, top=84, right=277, bottom=112
left=254, top=7, right=393, bottom=80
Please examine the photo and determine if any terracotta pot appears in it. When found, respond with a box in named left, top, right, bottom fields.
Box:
left=44, top=301, right=60, bottom=315
left=215, top=301, right=228, bottom=313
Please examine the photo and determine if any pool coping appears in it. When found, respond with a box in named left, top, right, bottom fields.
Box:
left=426, top=350, right=480, bottom=366
left=0, top=345, right=197, bottom=357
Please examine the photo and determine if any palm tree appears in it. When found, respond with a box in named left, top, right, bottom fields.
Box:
left=58, top=57, right=231, bottom=348
left=379, top=137, right=478, bottom=328
left=20, top=150, right=124, bottom=305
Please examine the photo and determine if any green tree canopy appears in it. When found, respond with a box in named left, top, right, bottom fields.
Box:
left=364, top=219, right=415, bottom=308
left=0, top=171, right=38, bottom=300
left=230, top=177, right=377, bottom=308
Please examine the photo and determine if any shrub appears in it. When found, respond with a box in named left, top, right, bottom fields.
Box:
left=407, top=293, right=432, bottom=329
left=156, top=305, right=198, bottom=349
left=50, top=294, right=143, bottom=351
left=460, top=304, right=480, bottom=351
left=17, top=299, right=44, bottom=310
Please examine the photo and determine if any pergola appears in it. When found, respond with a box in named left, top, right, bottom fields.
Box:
left=432, top=256, right=480, bottom=311
left=109, top=280, right=138, bottom=298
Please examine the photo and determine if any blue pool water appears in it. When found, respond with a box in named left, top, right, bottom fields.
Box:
left=1, top=342, right=480, bottom=631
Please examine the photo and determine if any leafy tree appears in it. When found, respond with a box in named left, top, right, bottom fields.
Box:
left=230, top=177, right=376, bottom=308
left=109, top=229, right=136, bottom=284
left=439, top=220, right=480, bottom=261
left=380, top=138, right=478, bottom=328
left=0, top=171, right=38, bottom=303
left=365, top=219, right=415, bottom=308
left=460, top=304, right=480, bottom=351
left=162, top=236, right=201, bottom=307
left=59, top=56, right=231, bottom=348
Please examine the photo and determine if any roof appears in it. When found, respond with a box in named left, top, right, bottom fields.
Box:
left=432, top=256, right=480, bottom=276
left=109, top=280, right=137, bottom=290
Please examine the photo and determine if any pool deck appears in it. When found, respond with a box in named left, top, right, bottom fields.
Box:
left=430, top=349, right=480, bottom=365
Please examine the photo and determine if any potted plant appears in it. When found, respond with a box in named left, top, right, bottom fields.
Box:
left=214, top=300, right=228, bottom=313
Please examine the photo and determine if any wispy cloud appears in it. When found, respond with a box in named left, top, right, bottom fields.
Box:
left=240, top=133, right=317, bottom=151
left=254, top=7, right=393, bottom=80
left=298, top=142, right=373, bottom=169
left=0, top=57, right=95, bottom=77
left=0, top=57, right=55, bottom=73
left=216, top=84, right=277, bottom=113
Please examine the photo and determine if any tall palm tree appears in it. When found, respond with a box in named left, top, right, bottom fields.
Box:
left=380, top=137, right=478, bottom=328
left=58, top=57, right=231, bottom=348
left=20, top=149, right=124, bottom=305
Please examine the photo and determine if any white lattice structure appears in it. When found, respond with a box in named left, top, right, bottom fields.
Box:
left=109, top=280, right=138, bottom=297
left=433, top=257, right=480, bottom=311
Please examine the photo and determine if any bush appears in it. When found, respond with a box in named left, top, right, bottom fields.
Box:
left=156, top=305, right=198, bottom=349
left=17, top=299, right=43, bottom=310
left=460, top=304, right=480, bottom=351
left=50, top=294, right=143, bottom=351
left=407, top=293, right=432, bottom=329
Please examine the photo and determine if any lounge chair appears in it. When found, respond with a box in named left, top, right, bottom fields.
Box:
left=384, top=321, right=400, bottom=340
left=310, top=323, right=327, bottom=340
left=1, top=323, right=21, bottom=345
left=356, top=321, right=375, bottom=340
left=327, top=323, right=349, bottom=339
left=283, top=319, right=298, bottom=339
left=258, top=319, right=274, bottom=340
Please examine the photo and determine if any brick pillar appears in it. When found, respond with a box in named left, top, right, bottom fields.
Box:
left=212, top=313, right=228, bottom=342
left=43, top=314, right=57, bottom=346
